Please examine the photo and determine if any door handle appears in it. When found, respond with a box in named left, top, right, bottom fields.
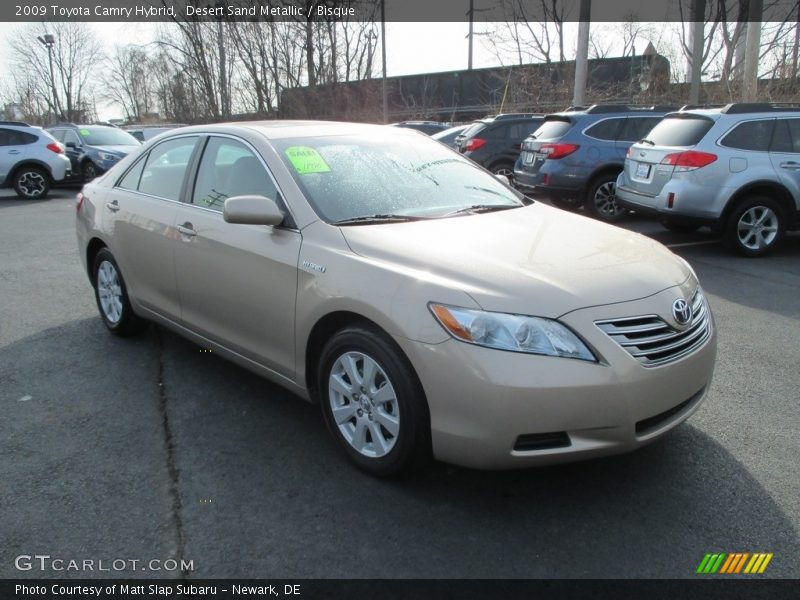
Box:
left=105, top=200, right=120, bottom=212
left=177, top=223, right=197, bottom=237
left=780, top=161, right=800, bottom=169
left=8, top=150, right=20, bottom=155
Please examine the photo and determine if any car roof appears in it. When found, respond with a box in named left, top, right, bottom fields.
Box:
left=165, top=120, right=424, bottom=140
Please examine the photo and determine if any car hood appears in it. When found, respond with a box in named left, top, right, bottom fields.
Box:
left=92, top=145, right=139, bottom=157
left=339, top=203, right=691, bottom=318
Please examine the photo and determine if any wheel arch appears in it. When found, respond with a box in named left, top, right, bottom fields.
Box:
left=583, top=163, right=624, bottom=197
left=7, top=160, right=54, bottom=186
left=721, top=180, right=795, bottom=226
left=85, top=237, right=107, bottom=280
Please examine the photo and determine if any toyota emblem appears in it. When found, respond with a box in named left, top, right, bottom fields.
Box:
left=672, top=298, right=693, bottom=326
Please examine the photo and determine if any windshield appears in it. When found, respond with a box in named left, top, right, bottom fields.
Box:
left=78, top=127, right=140, bottom=146
left=274, top=134, right=524, bottom=223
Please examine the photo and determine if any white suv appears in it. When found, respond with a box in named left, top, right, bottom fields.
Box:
left=0, top=121, right=72, bottom=199
left=616, top=103, right=800, bottom=256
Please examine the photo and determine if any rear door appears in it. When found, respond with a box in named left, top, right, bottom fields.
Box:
left=173, top=135, right=301, bottom=378
left=0, top=128, right=26, bottom=182
left=106, top=135, right=201, bottom=321
left=506, top=119, right=543, bottom=160
left=769, top=117, right=800, bottom=203
left=62, top=129, right=84, bottom=173
left=622, top=113, right=715, bottom=197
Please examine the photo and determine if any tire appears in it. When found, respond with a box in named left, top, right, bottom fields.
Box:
left=490, top=163, right=514, bottom=178
left=83, top=161, right=98, bottom=181
left=13, top=166, right=50, bottom=200
left=92, top=248, right=148, bottom=336
left=549, top=197, right=583, bottom=212
left=725, top=195, right=786, bottom=257
left=317, top=324, right=431, bottom=477
left=585, top=173, right=627, bottom=222
left=660, top=221, right=701, bottom=233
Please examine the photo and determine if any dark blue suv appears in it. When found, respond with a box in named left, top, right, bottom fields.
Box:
left=513, top=105, right=673, bottom=222
left=47, top=124, right=140, bottom=181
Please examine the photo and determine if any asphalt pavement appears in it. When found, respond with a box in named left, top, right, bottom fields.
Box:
left=1, top=187, right=798, bottom=579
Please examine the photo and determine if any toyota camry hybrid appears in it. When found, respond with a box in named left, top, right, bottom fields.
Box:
left=76, top=121, right=717, bottom=476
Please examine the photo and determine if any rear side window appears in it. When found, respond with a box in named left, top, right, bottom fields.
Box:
left=0, top=128, right=38, bottom=146
left=770, top=119, right=800, bottom=153
left=484, top=124, right=508, bottom=139
left=618, top=117, right=662, bottom=143
left=645, top=116, right=714, bottom=147
left=720, top=120, right=774, bottom=152
left=584, top=118, right=623, bottom=141
left=138, top=137, right=198, bottom=201
left=49, top=129, right=66, bottom=143
left=530, top=118, right=572, bottom=140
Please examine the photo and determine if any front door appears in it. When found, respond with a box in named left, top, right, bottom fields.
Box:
left=173, top=135, right=301, bottom=379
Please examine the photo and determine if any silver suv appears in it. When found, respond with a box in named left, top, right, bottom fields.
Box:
left=616, top=103, right=800, bottom=256
left=0, top=121, right=71, bottom=199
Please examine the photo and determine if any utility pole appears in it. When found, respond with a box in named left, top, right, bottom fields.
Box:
left=743, top=0, right=763, bottom=101
left=688, top=0, right=705, bottom=105
left=216, top=0, right=228, bottom=119
left=37, top=34, right=59, bottom=122
left=381, top=0, right=388, bottom=123
left=468, top=0, right=474, bottom=70
left=573, top=0, right=591, bottom=108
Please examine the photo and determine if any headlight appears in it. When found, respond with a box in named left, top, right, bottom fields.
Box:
left=429, top=303, right=596, bottom=361
left=97, top=152, right=118, bottom=162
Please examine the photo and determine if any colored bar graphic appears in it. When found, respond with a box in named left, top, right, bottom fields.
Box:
left=698, top=552, right=773, bottom=574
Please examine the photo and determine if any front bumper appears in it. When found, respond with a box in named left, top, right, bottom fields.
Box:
left=394, top=285, right=717, bottom=469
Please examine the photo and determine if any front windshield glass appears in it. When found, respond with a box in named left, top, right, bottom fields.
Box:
left=274, top=134, right=524, bottom=223
left=79, top=127, right=140, bottom=146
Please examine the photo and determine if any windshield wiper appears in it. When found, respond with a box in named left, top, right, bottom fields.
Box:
left=639, top=139, right=656, bottom=146
left=333, top=214, right=429, bottom=226
left=439, top=204, right=521, bottom=218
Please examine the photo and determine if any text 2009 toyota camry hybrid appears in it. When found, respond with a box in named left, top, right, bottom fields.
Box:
left=76, top=121, right=717, bottom=476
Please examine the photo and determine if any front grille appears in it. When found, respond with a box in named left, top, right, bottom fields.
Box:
left=596, top=288, right=711, bottom=368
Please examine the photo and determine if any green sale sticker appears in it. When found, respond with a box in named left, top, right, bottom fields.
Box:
left=285, top=146, right=331, bottom=174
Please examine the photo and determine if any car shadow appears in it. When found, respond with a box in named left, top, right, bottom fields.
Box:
left=2, top=319, right=797, bottom=579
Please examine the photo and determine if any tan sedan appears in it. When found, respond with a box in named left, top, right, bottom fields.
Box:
left=76, top=121, right=717, bottom=476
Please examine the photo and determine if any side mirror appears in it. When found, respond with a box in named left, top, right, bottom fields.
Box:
left=494, top=173, right=511, bottom=186
left=65, top=141, right=77, bottom=149
left=223, top=194, right=285, bottom=226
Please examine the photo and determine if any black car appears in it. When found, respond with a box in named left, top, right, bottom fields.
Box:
left=455, top=114, right=544, bottom=177
left=47, top=123, right=141, bottom=181
left=390, top=121, right=450, bottom=135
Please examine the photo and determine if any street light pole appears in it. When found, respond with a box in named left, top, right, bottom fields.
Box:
left=37, top=34, right=58, bottom=122
left=381, top=0, right=388, bottom=124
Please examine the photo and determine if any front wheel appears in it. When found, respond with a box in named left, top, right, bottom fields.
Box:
left=83, top=161, right=98, bottom=181
left=585, top=174, right=626, bottom=222
left=726, top=196, right=786, bottom=257
left=92, top=248, right=148, bottom=336
left=13, top=167, right=50, bottom=199
left=318, top=325, right=431, bottom=477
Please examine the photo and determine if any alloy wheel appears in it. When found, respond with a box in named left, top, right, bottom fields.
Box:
left=97, top=260, right=124, bottom=324
left=328, top=351, right=400, bottom=458
left=736, top=205, right=779, bottom=252
left=593, top=180, right=623, bottom=218
left=17, top=171, right=46, bottom=198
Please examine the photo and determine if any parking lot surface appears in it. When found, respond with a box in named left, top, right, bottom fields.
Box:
left=1, top=187, right=798, bottom=578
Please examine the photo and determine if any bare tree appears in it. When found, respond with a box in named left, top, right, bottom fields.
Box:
left=8, top=22, right=102, bottom=123
left=103, top=45, right=155, bottom=122
left=488, top=0, right=574, bottom=67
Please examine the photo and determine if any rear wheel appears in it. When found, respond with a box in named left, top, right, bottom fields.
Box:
left=318, top=325, right=431, bottom=477
left=726, top=196, right=786, bottom=257
left=490, top=163, right=514, bottom=178
left=92, top=248, right=148, bottom=336
left=585, top=174, right=626, bottom=222
left=13, top=167, right=50, bottom=199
